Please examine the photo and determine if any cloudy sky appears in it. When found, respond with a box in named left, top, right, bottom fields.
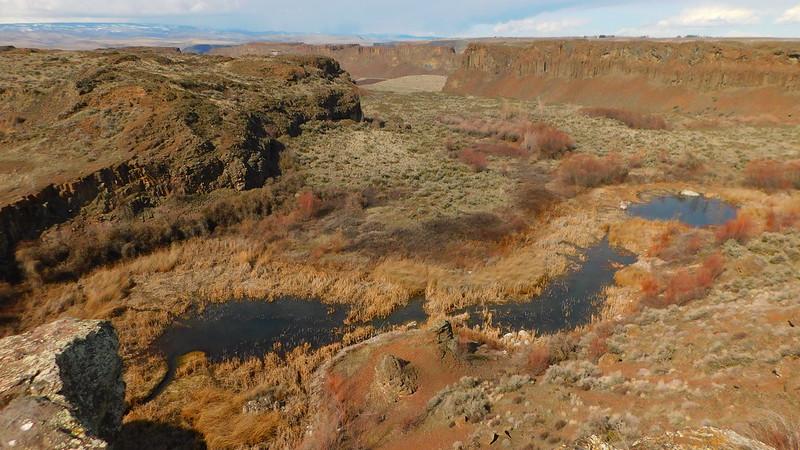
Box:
left=0, top=0, right=799, bottom=37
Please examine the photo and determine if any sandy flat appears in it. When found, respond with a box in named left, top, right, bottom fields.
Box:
left=363, top=75, right=447, bottom=93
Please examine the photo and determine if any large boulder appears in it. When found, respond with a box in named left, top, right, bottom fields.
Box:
left=371, top=354, right=418, bottom=402
left=0, top=319, right=125, bottom=449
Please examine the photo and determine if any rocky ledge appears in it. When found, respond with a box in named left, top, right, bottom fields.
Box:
left=0, top=319, right=125, bottom=449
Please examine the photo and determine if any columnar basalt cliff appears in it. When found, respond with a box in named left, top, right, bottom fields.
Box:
left=0, top=319, right=125, bottom=448
left=211, top=42, right=461, bottom=79
left=0, top=48, right=362, bottom=279
left=444, top=40, right=800, bottom=119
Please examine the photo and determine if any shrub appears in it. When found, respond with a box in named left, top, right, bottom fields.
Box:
left=744, top=159, right=800, bottom=190
left=458, top=148, right=488, bottom=172
left=580, top=107, right=669, bottom=130
left=295, top=190, right=320, bottom=219
left=765, top=208, right=800, bottom=232
left=523, top=125, right=575, bottom=158
left=558, top=153, right=629, bottom=188
left=657, top=253, right=725, bottom=307
left=527, top=345, right=551, bottom=375
left=746, top=413, right=800, bottom=450
left=716, top=215, right=757, bottom=244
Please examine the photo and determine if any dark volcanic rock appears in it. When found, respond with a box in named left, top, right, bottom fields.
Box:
left=0, top=319, right=125, bottom=448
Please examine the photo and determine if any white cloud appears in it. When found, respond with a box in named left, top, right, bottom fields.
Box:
left=0, top=0, right=244, bottom=20
left=657, top=6, right=760, bottom=27
left=491, top=17, right=588, bottom=35
left=777, top=3, right=800, bottom=22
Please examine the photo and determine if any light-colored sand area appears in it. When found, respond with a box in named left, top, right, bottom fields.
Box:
left=363, top=75, right=447, bottom=93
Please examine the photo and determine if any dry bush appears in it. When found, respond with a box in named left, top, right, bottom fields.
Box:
left=458, top=148, right=489, bottom=172
left=527, top=344, right=551, bottom=375
left=646, top=253, right=725, bottom=307
left=649, top=228, right=712, bottom=262
left=438, top=115, right=574, bottom=158
left=558, top=153, right=629, bottom=188
left=716, top=214, right=758, bottom=244
left=639, top=274, right=660, bottom=302
left=746, top=412, right=800, bottom=450
left=295, top=190, right=320, bottom=219
left=586, top=322, right=614, bottom=362
left=744, top=159, right=800, bottom=191
left=580, top=107, right=669, bottom=130
left=765, top=207, right=800, bottom=232
left=522, top=125, right=576, bottom=158
left=514, top=183, right=559, bottom=216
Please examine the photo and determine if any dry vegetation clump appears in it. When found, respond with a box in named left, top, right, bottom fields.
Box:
left=558, top=153, right=629, bottom=188
left=746, top=412, right=800, bottom=450
left=580, top=107, right=669, bottom=130
left=522, top=124, right=576, bottom=158
left=716, top=214, right=758, bottom=244
left=438, top=115, right=575, bottom=158
left=15, top=183, right=292, bottom=283
left=458, top=148, right=489, bottom=172
left=744, top=159, right=800, bottom=190
left=469, top=142, right=527, bottom=158
left=648, top=227, right=714, bottom=262
left=642, top=253, right=725, bottom=308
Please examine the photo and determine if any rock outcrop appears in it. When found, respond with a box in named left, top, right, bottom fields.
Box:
left=444, top=40, right=800, bottom=120
left=0, top=319, right=125, bottom=449
left=370, top=354, right=418, bottom=402
left=211, top=42, right=461, bottom=79
left=0, top=48, right=362, bottom=279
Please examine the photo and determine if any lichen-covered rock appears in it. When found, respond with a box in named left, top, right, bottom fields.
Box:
left=0, top=319, right=125, bottom=449
left=371, top=354, right=418, bottom=402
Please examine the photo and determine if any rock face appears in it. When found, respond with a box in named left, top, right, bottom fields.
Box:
left=371, top=354, right=418, bottom=402
left=444, top=40, right=800, bottom=120
left=211, top=42, right=461, bottom=79
left=0, top=48, right=362, bottom=279
left=0, top=319, right=125, bottom=448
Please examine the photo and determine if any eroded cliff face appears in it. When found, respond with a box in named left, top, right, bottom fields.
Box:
left=444, top=40, right=800, bottom=119
left=0, top=48, right=362, bottom=279
left=0, top=319, right=124, bottom=448
left=211, top=42, right=461, bottom=79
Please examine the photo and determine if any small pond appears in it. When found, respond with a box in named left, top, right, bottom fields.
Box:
left=626, top=195, right=737, bottom=227
left=461, top=237, right=635, bottom=332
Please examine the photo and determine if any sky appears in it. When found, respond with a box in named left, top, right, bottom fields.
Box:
left=0, top=0, right=799, bottom=38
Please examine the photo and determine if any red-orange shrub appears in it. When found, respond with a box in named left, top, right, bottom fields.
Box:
left=639, top=274, right=660, bottom=301
left=580, top=107, right=669, bottom=130
left=527, top=345, right=551, bottom=375
left=523, top=125, right=576, bottom=158
left=660, top=253, right=725, bottom=306
left=558, top=153, right=628, bottom=187
left=295, top=191, right=320, bottom=219
left=744, top=159, right=800, bottom=190
left=458, top=148, right=489, bottom=172
left=716, top=215, right=757, bottom=244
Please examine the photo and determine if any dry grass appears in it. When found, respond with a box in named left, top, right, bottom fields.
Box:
left=558, top=153, right=628, bottom=188
left=746, top=413, right=800, bottom=450
left=580, top=107, right=669, bottom=130
left=744, top=159, right=800, bottom=191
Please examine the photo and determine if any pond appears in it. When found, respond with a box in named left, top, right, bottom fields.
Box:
left=626, top=195, right=737, bottom=227
left=149, top=239, right=633, bottom=399
left=461, top=237, right=635, bottom=332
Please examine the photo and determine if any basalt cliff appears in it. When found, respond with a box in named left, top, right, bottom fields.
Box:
left=0, top=47, right=361, bottom=280
left=444, top=40, right=800, bottom=119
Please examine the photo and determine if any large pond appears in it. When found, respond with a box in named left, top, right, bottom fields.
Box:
left=627, top=195, right=737, bottom=227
